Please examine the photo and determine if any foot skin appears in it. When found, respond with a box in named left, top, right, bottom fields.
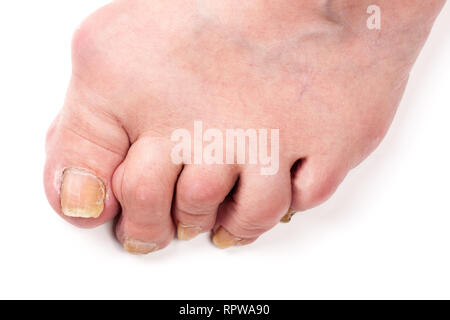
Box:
left=44, top=0, right=445, bottom=253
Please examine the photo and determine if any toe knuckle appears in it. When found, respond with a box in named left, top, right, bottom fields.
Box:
left=179, top=178, right=224, bottom=208
left=122, top=180, right=159, bottom=205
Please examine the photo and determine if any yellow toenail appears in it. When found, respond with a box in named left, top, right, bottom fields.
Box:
left=177, top=223, right=202, bottom=241
left=235, top=238, right=255, bottom=247
left=123, top=239, right=159, bottom=255
left=212, top=227, right=243, bottom=249
left=60, top=168, right=106, bottom=219
left=280, top=210, right=297, bottom=223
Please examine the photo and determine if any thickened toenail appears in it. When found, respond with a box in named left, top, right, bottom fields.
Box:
left=212, top=227, right=245, bottom=249
left=60, top=168, right=106, bottom=219
left=177, top=224, right=202, bottom=241
left=280, top=210, right=296, bottom=223
left=123, top=239, right=159, bottom=255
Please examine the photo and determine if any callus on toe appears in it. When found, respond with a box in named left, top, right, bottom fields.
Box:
left=60, top=168, right=106, bottom=219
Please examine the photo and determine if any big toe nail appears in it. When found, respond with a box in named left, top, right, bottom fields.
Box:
left=60, top=168, right=106, bottom=219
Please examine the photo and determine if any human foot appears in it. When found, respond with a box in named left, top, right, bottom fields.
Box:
left=44, top=0, right=445, bottom=253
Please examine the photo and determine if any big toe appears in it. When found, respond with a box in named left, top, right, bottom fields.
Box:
left=44, top=82, right=129, bottom=228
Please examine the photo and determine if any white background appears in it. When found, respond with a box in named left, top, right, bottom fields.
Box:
left=0, top=1, right=449, bottom=299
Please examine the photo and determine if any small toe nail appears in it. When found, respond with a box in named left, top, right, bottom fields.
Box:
left=177, top=224, right=202, bottom=241
left=212, top=227, right=242, bottom=249
left=235, top=238, right=255, bottom=246
left=60, top=168, right=106, bottom=219
left=280, top=210, right=297, bottom=223
left=123, top=239, right=159, bottom=255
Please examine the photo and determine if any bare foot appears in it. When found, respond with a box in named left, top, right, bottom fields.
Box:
left=44, top=0, right=445, bottom=253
